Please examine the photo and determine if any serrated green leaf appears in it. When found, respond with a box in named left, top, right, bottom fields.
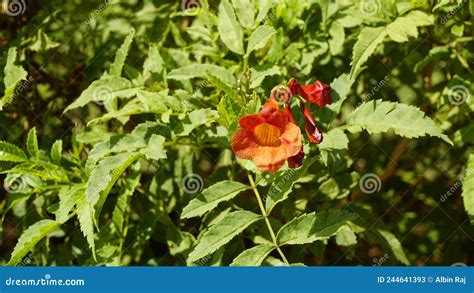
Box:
left=112, top=170, right=141, bottom=233
left=265, top=157, right=318, bottom=213
left=329, top=21, right=345, bottom=55
left=137, top=90, right=168, bottom=112
left=87, top=102, right=148, bottom=126
left=140, top=134, right=166, bottom=161
left=218, top=0, right=244, bottom=55
left=462, top=154, right=474, bottom=224
left=188, top=210, right=261, bottom=262
left=256, top=0, right=272, bottom=23
left=320, top=73, right=353, bottom=124
left=0, top=141, right=26, bottom=162
left=319, top=172, right=359, bottom=200
left=377, top=229, right=410, bottom=265
left=26, top=127, right=39, bottom=159
left=56, top=185, right=84, bottom=223
left=246, top=25, right=275, bottom=56
left=335, top=225, right=357, bottom=246
left=347, top=100, right=452, bottom=144
left=318, top=128, right=349, bottom=169
left=29, top=30, right=60, bottom=52
left=7, top=219, right=60, bottom=266
left=276, top=210, right=357, bottom=246
left=50, top=139, right=62, bottom=165
left=109, top=29, right=135, bottom=77
left=168, top=64, right=236, bottom=86
left=385, top=11, right=433, bottom=43
left=64, top=77, right=142, bottom=112
left=232, top=0, right=255, bottom=29
left=181, top=181, right=250, bottom=219
left=1, top=47, right=27, bottom=110
left=3, top=160, right=68, bottom=182
left=350, top=27, right=387, bottom=80
left=86, top=152, right=142, bottom=221
left=250, top=66, right=280, bottom=89
left=143, top=45, right=166, bottom=85
left=174, top=108, right=219, bottom=137
left=76, top=190, right=95, bottom=259
left=230, top=243, right=275, bottom=266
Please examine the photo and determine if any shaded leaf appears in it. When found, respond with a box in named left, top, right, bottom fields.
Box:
left=265, top=157, right=318, bottom=213
left=109, top=29, right=135, bottom=77
left=0, top=141, right=26, bottom=162
left=7, top=219, right=60, bottom=266
left=181, top=181, right=250, bottom=219
left=188, top=210, right=261, bottom=262
left=462, top=154, right=474, bottom=224
left=230, top=243, right=275, bottom=266
left=50, top=139, right=62, bottom=165
left=276, top=210, right=357, bottom=245
left=246, top=25, right=276, bottom=56
left=1, top=47, right=27, bottom=110
left=65, top=77, right=142, bottom=111
left=26, top=127, right=39, bottom=159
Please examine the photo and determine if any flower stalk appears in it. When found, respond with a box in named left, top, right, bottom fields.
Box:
left=247, top=174, right=289, bottom=266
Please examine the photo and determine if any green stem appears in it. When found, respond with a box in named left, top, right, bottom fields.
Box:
left=247, top=174, right=289, bottom=266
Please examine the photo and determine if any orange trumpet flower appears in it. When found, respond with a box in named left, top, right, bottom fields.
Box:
left=231, top=98, right=302, bottom=173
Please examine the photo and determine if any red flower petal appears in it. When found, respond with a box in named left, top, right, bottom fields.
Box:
left=301, top=103, right=323, bottom=144
left=291, top=80, right=332, bottom=107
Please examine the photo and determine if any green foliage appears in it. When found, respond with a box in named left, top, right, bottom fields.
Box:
left=1, top=47, right=27, bottom=110
left=276, top=210, right=357, bottom=246
left=7, top=220, right=60, bottom=266
left=347, top=100, right=452, bottom=144
left=230, top=243, right=275, bottom=266
left=462, top=154, right=474, bottom=224
left=0, top=141, right=26, bottom=162
left=218, top=0, right=245, bottom=55
left=188, top=210, right=261, bottom=263
left=181, top=181, right=250, bottom=219
left=0, top=0, right=472, bottom=267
